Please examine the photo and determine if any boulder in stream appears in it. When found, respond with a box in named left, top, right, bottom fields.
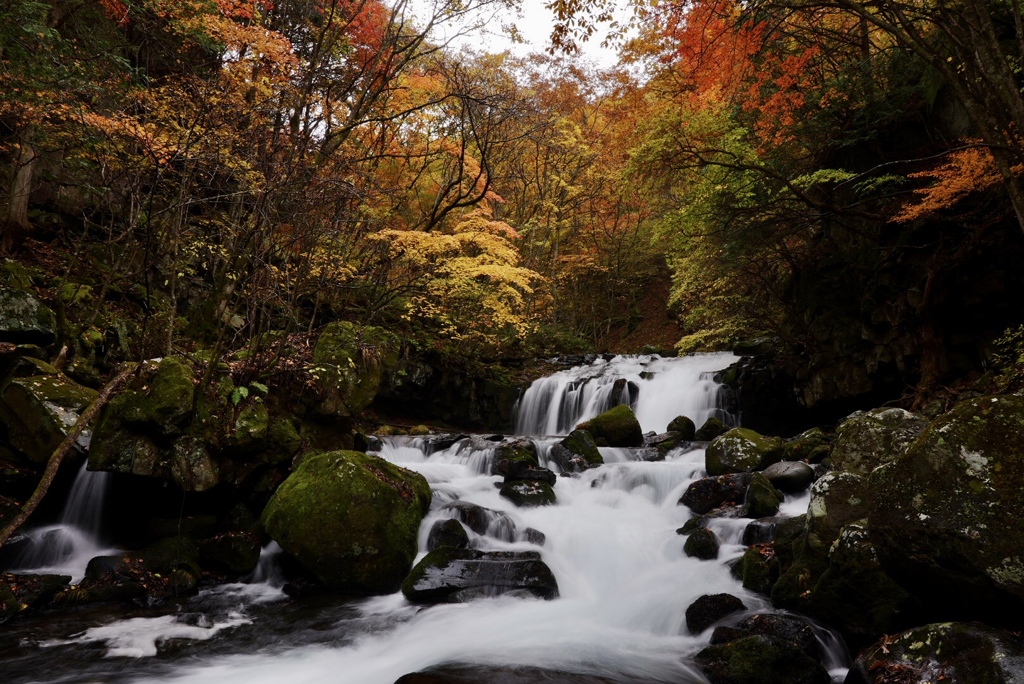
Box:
left=500, top=480, right=557, bottom=507
left=667, top=415, right=697, bottom=440
left=705, top=428, right=783, bottom=476
left=867, top=394, right=1024, bottom=620
left=685, top=593, right=746, bottom=634
left=695, top=634, right=830, bottom=684
left=760, top=461, right=814, bottom=494
left=261, top=450, right=431, bottom=594
left=575, top=404, right=643, bottom=447
left=683, top=527, right=720, bottom=560
left=426, top=519, right=470, bottom=551
left=679, top=473, right=754, bottom=515
left=401, top=548, right=559, bottom=604
left=694, top=416, right=730, bottom=441
left=549, top=429, right=603, bottom=473
left=847, top=622, right=1024, bottom=684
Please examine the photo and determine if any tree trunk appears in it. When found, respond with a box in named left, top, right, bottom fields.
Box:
left=3, top=128, right=38, bottom=253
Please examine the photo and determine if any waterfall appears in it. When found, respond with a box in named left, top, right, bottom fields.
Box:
left=4, top=355, right=847, bottom=684
left=9, top=461, right=117, bottom=582
left=515, top=353, right=738, bottom=436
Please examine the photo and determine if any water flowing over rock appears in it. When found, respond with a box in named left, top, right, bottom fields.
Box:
left=401, top=548, right=559, bottom=604
left=261, top=450, right=431, bottom=594
left=515, top=353, right=736, bottom=436
left=575, top=404, right=643, bottom=447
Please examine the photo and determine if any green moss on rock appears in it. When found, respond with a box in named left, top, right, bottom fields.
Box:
left=261, top=450, right=431, bottom=593
left=499, top=480, right=556, bottom=507
left=0, top=370, right=98, bottom=463
left=706, top=428, right=783, bottom=476
left=311, top=322, right=400, bottom=418
left=575, top=404, right=643, bottom=447
left=744, top=473, right=784, bottom=518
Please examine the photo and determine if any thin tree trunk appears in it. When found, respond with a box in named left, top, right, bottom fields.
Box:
left=4, top=129, right=38, bottom=253
left=0, top=364, right=136, bottom=549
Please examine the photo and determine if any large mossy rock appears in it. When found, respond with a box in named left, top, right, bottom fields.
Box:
left=401, top=548, right=559, bottom=604
left=0, top=287, right=57, bottom=346
left=311, top=322, right=399, bottom=418
left=830, top=407, right=926, bottom=476
left=261, top=450, right=431, bottom=594
left=575, top=404, right=643, bottom=447
left=680, top=473, right=754, bottom=515
left=705, top=428, right=783, bottom=476
left=0, top=364, right=98, bottom=463
left=743, top=473, right=783, bottom=519
left=695, top=634, right=830, bottom=684
left=847, top=622, right=1024, bottom=684
left=805, top=471, right=867, bottom=553
left=867, top=395, right=1024, bottom=619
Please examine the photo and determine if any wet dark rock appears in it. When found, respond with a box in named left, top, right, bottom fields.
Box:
left=423, top=433, right=469, bottom=454
left=741, top=520, right=779, bottom=546
left=847, top=622, right=1024, bottom=684
left=706, top=428, right=783, bottom=476
left=503, top=461, right=557, bottom=486
left=694, top=634, right=830, bottom=684
left=442, top=501, right=494, bottom=535
left=711, top=613, right=821, bottom=659
left=760, top=461, right=815, bottom=494
left=668, top=415, right=697, bottom=440
left=197, top=531, right=262, bottom=576
left=575, top=404, right=643, bottom=447
left=520, top=527, right=546, bottom=546
left=394, top=665, right=650, bottom=683
left=0, top=573, right=70, bottom=620
left=743, top=473, right=783, bottom=518
left=499, top=480, right=556, bottom=507
left=0, top=366, right=98, bottom=463
left=401, top=548, right=559, bottom=604
left=679, top=473, right=754, bottom=515
left=427, top=519, right=470, bottom=551
left=68, top=536, right=203, bottom=604
left=492, top=439, right=540, bottom=477
left=805, top=472, right=867, bottom=554
left=684, top=527, right=720, bottom=560
left=685, top=593, right=746, bottom=634
left=736, top=545, right=779, bottom=595
left=695, top=416, right=730, bottom=441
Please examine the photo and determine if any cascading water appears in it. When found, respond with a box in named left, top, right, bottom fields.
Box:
left=10, top=461, right=118, bottom=582
left=2, top=355, right=847, bottom=684
left=515, top=353, right=738, bottom=436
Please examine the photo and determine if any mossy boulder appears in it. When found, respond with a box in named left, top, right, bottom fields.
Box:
left=0, top=367, right=98, bottom=463
left=830, top=407, right=927, bottom=476
left=667, top=415, right=696, bottom=440
left=705, top=428, right=783, bottom=476
left=685, top=593, right=746, bottom=634
left=311, top=322, right=399, bottom=418
left=847, top=622, right=1024, bottom=684
left=575, top=404, right=643, bottom=447
left=694, top=634, right=831, bottom=684
left=261, top=450, right=431, bottom=594
left=226, top=402, right=269, bottom=453
left=743, top=473, right=783, bottom=518
left=781, top=427, right=833, bottom=464
left=695, top=416, right=730, bottom=441
left=805, top=471, right=867, bottom=553
left=548, top=429, right=603, bottom=473
left=426, top=519, right=470, bottom=551
left=684, top=527, right=720, bottom=560
left=737, top=545, right=779, bottom=595
left=0, top=287, right=57, bottom=345
left=680, top=473, right=754, bottom=515
left=401, top=548, right=559, bottom=604
left=499, top=480, right=557, bottom=507
left=139, top=357, right=195, bottom=433
left=867, top=394, right=1024, bottom=619
left=800, top=524, right=920, bottom=649
left=492, top=439, right=539, bottom=476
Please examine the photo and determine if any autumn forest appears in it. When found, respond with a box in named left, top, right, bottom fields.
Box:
left=3, top=0, right=1024, bottom=412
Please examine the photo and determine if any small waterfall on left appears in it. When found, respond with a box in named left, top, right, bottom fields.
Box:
left=9, top=461, right=118, bottom=581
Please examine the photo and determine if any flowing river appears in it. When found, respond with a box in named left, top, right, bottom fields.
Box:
left=1, top=353, right=846, bottom=683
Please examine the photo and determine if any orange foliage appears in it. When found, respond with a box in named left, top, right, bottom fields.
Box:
left=895, top=145, right=1016, bottom=222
